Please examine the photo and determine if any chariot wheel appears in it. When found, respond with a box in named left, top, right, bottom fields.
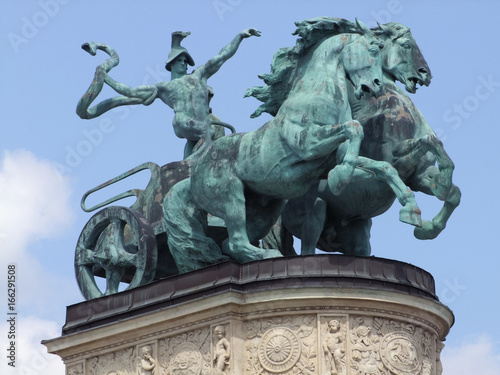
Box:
left=75, top=206, right=158, bottom=300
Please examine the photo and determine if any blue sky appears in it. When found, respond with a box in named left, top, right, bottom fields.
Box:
left=1, top=1, right=500, bottom=374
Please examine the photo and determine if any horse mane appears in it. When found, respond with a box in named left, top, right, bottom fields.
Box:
left=371, top=22, right=410, bottom=40
left=245, top=17, right=362, bottom=118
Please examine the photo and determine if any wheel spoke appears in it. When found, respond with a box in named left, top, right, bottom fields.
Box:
left=116, top=250, right=138, bottom=268
left=105, top=268, right=124, bottom=295
left=75, top=246, right=98, bottom=266
left=75, top=206, right=158, bottom=300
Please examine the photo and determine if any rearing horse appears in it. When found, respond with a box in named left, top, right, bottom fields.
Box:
left=163, top=18, right=384, bottom=272
left=280, top=22, right=461, bottom=255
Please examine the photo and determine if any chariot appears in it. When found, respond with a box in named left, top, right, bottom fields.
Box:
left=74, top=161, right=227, bottom=300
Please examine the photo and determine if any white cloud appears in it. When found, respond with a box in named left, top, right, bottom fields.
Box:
left=0, top=150, right=77, bottom=313
left=0, top=150, right=77, bottom=372
left=0, top=149, right=74, bottom=258
left=441, top=334, right=500, bottom=375
left=1, top=316, right=64, bottom=375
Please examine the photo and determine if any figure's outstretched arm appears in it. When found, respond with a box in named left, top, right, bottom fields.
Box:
left=77, top=79, right=159, bottom=120
left=201, top=28, right=261, bottom=78
left=76, top=41, right=159, bottom=119
left=104, top=76, right=159, bottom=105
left=79, top=95, right=144, bottom=119
left=77, top=74, right=159, bottom=119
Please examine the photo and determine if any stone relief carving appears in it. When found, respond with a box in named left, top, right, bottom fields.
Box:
left=87, top=347, right=135, bottom=375
left=159, top=328, right=211, bottom=375
left=212, top=324, right=231, bottom=375
left=436, top=340, right=445, bottom=375
left=67, top=313, right=443, bottom=375
left=350, top=321, right=380, bottom=375
left=67, top=362, right=84, bottom=375
left=138, top=344, right=156, bottom=375
left=258, top=327, right=301, bottom=372
left=380, top=331, right=421, bottom=374
left=349, top=316, right=436, bottom=375
left=244, top=315, right=316, bottom=374
left=320, top=316, right=347, bottom=375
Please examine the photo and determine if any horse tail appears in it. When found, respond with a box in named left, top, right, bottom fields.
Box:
left=211, top=120, right=236, bottom=134
left=76, top=42, right=120, bottom=119
left=187, top=119, right=236, bottom=160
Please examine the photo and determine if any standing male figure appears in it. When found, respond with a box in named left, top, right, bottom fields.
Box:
left=77, top=28, right=261, bottom=158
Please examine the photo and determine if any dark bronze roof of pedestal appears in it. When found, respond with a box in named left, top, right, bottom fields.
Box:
left=62, top=255, right=438, bottom=335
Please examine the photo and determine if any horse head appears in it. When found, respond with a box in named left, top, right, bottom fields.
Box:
left=341, top=19, right=384, bottom=99
left=374, top=22, right=431, bottom=93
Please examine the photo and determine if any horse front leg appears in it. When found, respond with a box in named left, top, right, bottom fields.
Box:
left=411, top=167, right=461, bottom=240
left=394, top=134, right=461, bottom=239
left=393, top=134, right=454, bottom=200
left=352, top=157, right=422, bottom=227
left=327, top=120, right=364, bottom=195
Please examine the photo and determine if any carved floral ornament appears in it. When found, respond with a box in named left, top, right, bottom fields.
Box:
left=75, top=314, right=442, bottom=375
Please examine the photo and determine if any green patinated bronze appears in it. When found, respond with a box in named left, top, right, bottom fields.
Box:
left=76, top=28, right=260, bottom=158
left=272, top=23, right=461, bottom=255
left=74, top=18, right=460, bottom=300
left=76, top=161, right=187, bottom=299
left=163, top=18, right=384, bottom=272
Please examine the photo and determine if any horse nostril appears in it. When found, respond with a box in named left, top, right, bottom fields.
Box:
left=418, top=68, right=428, bottom=74
left=374, top=78, right=381, bottom=86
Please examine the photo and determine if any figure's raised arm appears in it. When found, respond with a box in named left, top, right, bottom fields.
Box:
left=201, top=28, right=261, bottom=79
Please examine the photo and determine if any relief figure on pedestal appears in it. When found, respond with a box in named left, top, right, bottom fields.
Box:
left=138, top=345, right=156, bottom=375
left=323, top=319, right=345, bottom=375
left=213, top=325, right=230, bottom=375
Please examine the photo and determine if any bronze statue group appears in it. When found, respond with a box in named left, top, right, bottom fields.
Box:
left=75, top=17, right=460, bottom=296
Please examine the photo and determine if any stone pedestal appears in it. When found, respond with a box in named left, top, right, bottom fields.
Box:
left=43, top=255, right=453, bottom=375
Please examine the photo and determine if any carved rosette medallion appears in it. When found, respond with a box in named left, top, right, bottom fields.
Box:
left=258, top=327, right=301, bottom=373
left=380, top=331, right=422, bottom=375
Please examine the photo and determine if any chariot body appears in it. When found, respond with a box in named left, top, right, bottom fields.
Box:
left=75, top=161, right=227, bottom=300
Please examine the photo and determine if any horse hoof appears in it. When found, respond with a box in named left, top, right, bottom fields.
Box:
left=300, top=249, right=316, bottom=256
left=399, top=205, right=422, bottom=227
left=261, top=249, right=284, bottom=260
left=414, top=220, right=441, bottom=240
